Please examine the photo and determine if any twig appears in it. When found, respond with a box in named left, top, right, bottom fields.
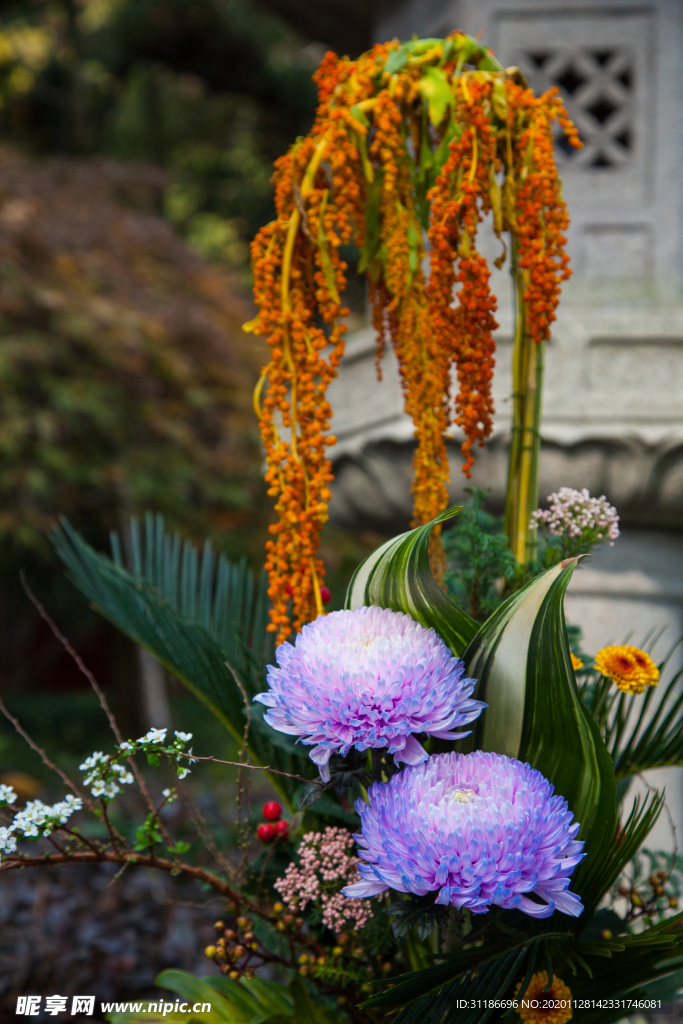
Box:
left=176, top=752, right=323, bottom=788
left=100, top=797, right=128, bottom=854
left=179, top=781, right=238, bottom=882
left=20, top=572, right=160, bottom=825
left=61, top=827, right=104, bottom=859
left=0, top=695, right=95, bottom=813
left=227, top=661, right=254, bottom=874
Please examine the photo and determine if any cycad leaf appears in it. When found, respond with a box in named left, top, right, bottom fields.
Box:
left=569, top=914, right=683, bottom=1024
left=573, top=789, right=664, bottom=922
left=345, top=507, right=478, bottom=656
left=51, top=518, right=313, bottom=805
left=463, top=559, right=618, bottom=877
left=607, top=658, right=683, bottom=779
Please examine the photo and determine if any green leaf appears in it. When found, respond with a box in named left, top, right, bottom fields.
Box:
left=344, top=507, right=478, bottom=657
left=105, top=969, right=240, bottom=1022
left=573, top=789, right=664, bottom=922
left=317, top=190, right=340, bottom=303
left=384, top=45, right=408, bottom=75
left=349, top=104, right=370, bottom=128
left=463, top=559, right=618, bottom=877
left=606, top=649, right=683, bottom=778
left=477, top=52, right=504, bottom=72
left=357, top=175, right=382, bottom=274
left=51, top=517, right=312, bottom=806
left=419, top=66, right=453, bottom=127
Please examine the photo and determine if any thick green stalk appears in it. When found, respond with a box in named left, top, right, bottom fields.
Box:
left=504, top=241, right=544, bottom=565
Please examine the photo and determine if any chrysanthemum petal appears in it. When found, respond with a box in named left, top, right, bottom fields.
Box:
left=255, top=607, right=484, bottom=779
left=348, top=751, right=583, bottom=920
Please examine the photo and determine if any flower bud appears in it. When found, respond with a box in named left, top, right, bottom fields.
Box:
left=233, top=945, right=245, bottom=959
left=214, top=920, right=225, bottom=932
left=229, top=970, right=240, bottom=982
left=236, top=916, right=250, bottom=929
left=272, top=902, right=284, bottom=915
left=223, top=929, right=236, bottom=942
left=204, top=946, right=217, bottom=959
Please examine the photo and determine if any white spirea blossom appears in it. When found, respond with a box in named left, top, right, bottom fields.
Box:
left=10, top=795, right=82, bottom=839
left=0, top=784, right=17, bottom=805
left=78, top=727, right=196, bottom=801
left=530, top=488, right=620, bottom=545
left=0, top=826, right=16, bottom=853
left=138, top=727, right=167, bottom=744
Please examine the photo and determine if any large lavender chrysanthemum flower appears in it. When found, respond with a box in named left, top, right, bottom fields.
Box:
left=343, top=751, right=584, bottom=919
left=254, top=607, right=484, bottom=781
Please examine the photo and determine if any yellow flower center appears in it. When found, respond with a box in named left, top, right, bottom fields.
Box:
left=449, top=786, right=477, bottom=804
left=515, top=972, right=572, bottom=1024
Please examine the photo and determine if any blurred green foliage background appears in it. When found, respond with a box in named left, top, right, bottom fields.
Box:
left=0, top=0, right=327, bottom=730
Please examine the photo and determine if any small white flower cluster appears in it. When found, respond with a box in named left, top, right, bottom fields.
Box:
left=79, top=750, right=134, bottom=800
left=530, top=488, right=620, bottom=548
left=1, top=794, right=82, bottom=851
left=79, top=729, right=195, bottom=801
left=0, top=826, right=16, bottom=854
left=0, top=784, right=17, bottom=805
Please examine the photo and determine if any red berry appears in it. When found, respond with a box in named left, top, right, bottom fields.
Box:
left=320, top=586, right=332, bottom=604
left=285, top=585, right=293, bottom=596
left=263, top=801, right=282, bottom=822
left=274, top=819, right=289, bottom=836
left=257, top=823, right=276, bottom=843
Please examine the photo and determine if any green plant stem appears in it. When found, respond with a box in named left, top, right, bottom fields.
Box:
left=505, top=239, right=544, bottom=565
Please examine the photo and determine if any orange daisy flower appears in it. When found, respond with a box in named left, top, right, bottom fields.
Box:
left=594, top=645, right=659, bottom=694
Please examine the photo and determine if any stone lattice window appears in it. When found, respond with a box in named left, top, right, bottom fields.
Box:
left=517, top=48, right=634, bottom=169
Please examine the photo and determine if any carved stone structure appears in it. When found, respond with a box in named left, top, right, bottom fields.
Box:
left=326, top=0, right=683, bottom=844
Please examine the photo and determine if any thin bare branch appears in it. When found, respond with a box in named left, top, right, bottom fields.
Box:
left=177, top=751, right=323, bottom=788
left=20, top=571, right=159, bottom=822
left=0, top=695, right=95, bottom=813
left=179, top=781, right=238, bottom=882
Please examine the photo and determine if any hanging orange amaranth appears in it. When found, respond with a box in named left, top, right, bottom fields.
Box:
left=247, top=35, right=579, bottom=639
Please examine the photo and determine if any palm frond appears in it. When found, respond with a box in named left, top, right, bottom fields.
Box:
left=391, top=948, right=527, bottom=1024
left=110, top=512, right=274, bottom=691
left=52, top=517, right=314, bottom=806
left=573, top=788, right=664, bottom=921
left=607, top=660, right=683, bottom=779
left=569, top=913, right=683, bottom=1024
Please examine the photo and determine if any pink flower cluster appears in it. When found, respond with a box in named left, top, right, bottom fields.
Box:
left=530, top=488, right=620, bottom=546
left=274, top=826, right=373, bottom=934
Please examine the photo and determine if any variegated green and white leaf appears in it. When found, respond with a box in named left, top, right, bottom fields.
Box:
left=345, top=507, right=478, bottom=657
left=464, top=557, right=618, bottom=874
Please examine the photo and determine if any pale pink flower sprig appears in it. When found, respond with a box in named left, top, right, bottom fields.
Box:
left=274, top=826, right=373, bottom=935
left=530, top=487, right=620, bottom=558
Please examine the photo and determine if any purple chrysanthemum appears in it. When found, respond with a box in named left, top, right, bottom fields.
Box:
left=254, top=607, right=484, bottom=781
left=343, top=751, right=584, bottom=919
